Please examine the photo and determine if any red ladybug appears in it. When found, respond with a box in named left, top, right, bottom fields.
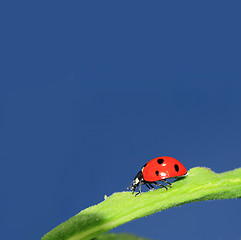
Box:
left=128, top=156, right=187, bottom=196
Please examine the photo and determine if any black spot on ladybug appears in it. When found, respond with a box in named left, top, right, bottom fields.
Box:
left=174, top=164, right=179, bottom=172
left=157, top=158, right=164, bottom=164
left=155, top=170, right=159, bottom=176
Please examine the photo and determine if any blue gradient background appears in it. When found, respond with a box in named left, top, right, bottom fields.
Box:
left=1, top=1, right=241, bottom=240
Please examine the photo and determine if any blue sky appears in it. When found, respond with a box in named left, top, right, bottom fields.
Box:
left=1, top=1, right=241, bottom=240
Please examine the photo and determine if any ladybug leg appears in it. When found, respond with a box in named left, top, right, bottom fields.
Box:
left=145, top=184, right=151, bottom=190
left=153, top=182, right=168, bottom=190
left=145, top=183, right=154, bottom=191
left=135, top=183, right=142, bottom=197
left=161, top=179, right=172, bottom=187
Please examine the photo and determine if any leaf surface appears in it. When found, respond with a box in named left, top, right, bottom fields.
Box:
left=42, top=167, right=241, bottom=240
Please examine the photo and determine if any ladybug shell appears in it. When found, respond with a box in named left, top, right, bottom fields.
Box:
left=142, top=156, right=187, bottom=182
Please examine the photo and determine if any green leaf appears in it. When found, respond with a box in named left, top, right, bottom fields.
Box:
left=93, top=233, right=151, bottom=240
left=42, top=167, right=241, bottom=240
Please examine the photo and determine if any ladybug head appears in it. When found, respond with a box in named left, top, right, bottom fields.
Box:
left=128, top=171, right=143, bottom=192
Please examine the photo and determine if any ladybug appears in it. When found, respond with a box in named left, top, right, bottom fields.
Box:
left=128, top=156, right=187, bottom=196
